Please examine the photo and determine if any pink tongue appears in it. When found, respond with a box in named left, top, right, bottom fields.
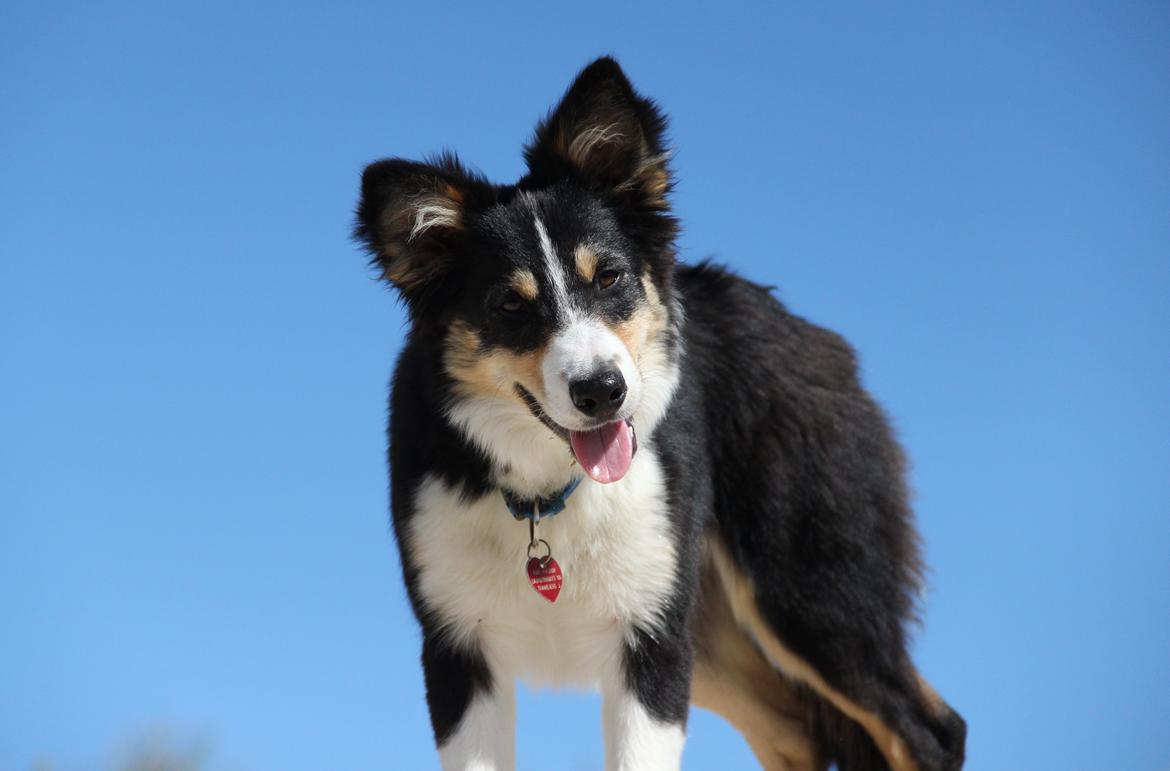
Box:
left=570, top=422, right=634, bottom=484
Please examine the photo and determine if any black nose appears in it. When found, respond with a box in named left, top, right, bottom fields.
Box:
left=569, top=369, right=627, bottom=419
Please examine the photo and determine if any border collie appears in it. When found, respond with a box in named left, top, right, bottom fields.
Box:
left=355, top=57, right=966, bottom=771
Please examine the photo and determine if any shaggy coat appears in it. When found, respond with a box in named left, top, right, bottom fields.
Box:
left=355, top=57, right=965, bottom=771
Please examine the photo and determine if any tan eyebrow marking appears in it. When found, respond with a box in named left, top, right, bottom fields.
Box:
left=510, top=269, right=539, bottom=301
left=575, top=244, right=599, bottom=283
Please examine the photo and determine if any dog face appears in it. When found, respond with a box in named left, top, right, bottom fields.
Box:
left=356, top=58, right=679, bottom=485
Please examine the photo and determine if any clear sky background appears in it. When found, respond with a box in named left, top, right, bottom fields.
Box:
left=2, top=2, right=1167, bottom=769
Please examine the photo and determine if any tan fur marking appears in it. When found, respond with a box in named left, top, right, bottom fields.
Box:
left=693, top=540, right=819, bottom=771
left=382, top=242, right=446, bottom=289
left=378, top=185, right=465, bottom=289
left=555, top=120, right=669, bottom=206
left=610, top=274, right=668, bottom=364
left=441, top=183, right=464, bottom=206
left=692, top=665, right=815, bottom=771
left=510, top=269, right=539, bottom=301
left=443, top=321, right=547, bottom=405
left=915, top=672, right=946, bottom=718
left=706, top=537, right=920, bottom=771
left=638, top=164, right=670, bottom=206
left=574, top=245, right=599, bottom=283
left=612, top=154, right=670, bottom=208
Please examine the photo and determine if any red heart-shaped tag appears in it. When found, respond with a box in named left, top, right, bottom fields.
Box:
left=526, top=556, right=563, bottom=603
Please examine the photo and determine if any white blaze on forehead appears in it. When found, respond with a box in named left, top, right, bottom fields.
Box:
left=525, top=196, right=652, bottom=432
left=531, top=211, right=573, bottom=317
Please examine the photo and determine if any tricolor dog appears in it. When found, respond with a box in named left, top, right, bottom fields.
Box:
left=355, top=57, right=966, bottom=771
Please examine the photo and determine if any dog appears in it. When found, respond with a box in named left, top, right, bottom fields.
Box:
left=354, top=57, right=966, bottom=771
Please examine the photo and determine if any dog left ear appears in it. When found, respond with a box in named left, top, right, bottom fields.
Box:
left=524, top=57, right=671, bottom=212
left=354, top=156, right=477, bottom=295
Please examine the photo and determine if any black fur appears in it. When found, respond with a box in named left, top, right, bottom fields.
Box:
left=421, top=633, right=494, bottom=745
left=356, top=56, right=965, bottom=769
left=675, top=264, right=966, bottom=769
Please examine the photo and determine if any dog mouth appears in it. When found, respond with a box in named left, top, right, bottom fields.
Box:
left=514, top=383, right=638, bottom=484
left=569, top=420, right=637, bottom=484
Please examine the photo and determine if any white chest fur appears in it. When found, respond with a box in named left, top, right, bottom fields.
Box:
left=407, top=444, right=679, bottom=687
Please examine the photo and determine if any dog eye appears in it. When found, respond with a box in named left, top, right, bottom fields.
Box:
left=597, top=270, right=622, bottom=290
left=499, top=292, right=526, bottom=313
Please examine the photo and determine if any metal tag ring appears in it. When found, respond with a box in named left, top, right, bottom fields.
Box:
left=527, top=538, right=552, bottom=563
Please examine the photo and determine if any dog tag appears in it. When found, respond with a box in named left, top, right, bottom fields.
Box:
left=526, top=556, right=563, bottom=603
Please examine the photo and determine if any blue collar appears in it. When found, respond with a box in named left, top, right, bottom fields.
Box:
left=502, top=476, right=583, bottom=522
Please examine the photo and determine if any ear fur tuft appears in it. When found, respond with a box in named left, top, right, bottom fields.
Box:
left=354, top=154, right=482, bottom=292
left=523, top=57, right=673, bottom=210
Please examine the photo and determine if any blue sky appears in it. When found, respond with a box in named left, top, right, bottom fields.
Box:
left=2, top=2, right=1167, bottom=769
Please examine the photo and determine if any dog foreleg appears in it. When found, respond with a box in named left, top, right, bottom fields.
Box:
left=436, top=680, right=515, bottom=771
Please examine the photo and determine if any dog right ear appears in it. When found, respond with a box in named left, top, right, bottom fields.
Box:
left=524, top=57, right=671, bottom=212
left=354, top=157, right=476, bottom=294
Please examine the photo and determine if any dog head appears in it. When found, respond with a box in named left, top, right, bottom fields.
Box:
left=355, top=58, right=680, bottom=488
